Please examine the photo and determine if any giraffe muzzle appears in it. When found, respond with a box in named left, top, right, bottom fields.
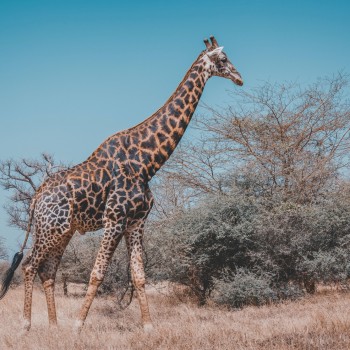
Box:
left=230, top=71, right=243, bottom=86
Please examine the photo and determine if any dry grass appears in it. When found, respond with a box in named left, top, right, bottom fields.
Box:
left=1, top=285, right=350, bottom=349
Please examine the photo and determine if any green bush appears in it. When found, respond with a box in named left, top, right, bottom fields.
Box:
left=214, top=269, right=275, bottom=308
left=147, top=189, right=350, bottom=306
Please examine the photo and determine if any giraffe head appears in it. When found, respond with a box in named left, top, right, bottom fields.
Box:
left=203, top=36, right=243, bottom=86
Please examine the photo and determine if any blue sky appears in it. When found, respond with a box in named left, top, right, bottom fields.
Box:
left=1, top=0, right=350, bottom=255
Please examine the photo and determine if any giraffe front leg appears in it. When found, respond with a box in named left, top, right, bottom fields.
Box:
left=42, top=279, right=57, bottom=326
left=75, top=223, right=124, bottom=332
left=125, top=222, right=153, bottom=332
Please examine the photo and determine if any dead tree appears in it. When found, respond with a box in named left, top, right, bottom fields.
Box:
left=194, top=74, right=350, bottom=203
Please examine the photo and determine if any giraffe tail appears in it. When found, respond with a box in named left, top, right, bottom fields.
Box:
left=0, top=198, right=36, bottom=300
left=0, top=251, right=24, bottom=299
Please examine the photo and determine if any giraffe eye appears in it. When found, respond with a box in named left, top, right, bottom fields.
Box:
left=221, top=57, right=227, bottom=63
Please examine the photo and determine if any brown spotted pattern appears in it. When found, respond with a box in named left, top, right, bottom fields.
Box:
left=20, top=36, right=243, bottom=331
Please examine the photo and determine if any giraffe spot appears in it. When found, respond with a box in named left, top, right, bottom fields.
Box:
left=97, top=148, right=109, bottom=158
left=125, top=178, right=133, bottom=191
left=161, top=114, right=168, bottom=125
left=194, top=88, right=202, bottom=97
left=161, top=121, right=171, bottom=134
left=154, top=152, right=166, bottom=164
left=91, top=183, right=100, bottom=193
left=195, top=78, right=203, bottom=88
left=57, top=217, right=66, bottom=225
left=169, top=118, right=177, bottom=128
left=141, top=134, right=157, bottom=150
left=88, top=207, right=97, bottom=216
left=116, top=175, right=125, bottom=188
left=179, top=118, right=188, bottom=129
left=175, top=98, right=185, bottom=109
left=89, top=156, right=98, bottom=163
left=107, top=145, right=116, bottom=157
left=149, top=123, right=158, bottom=133
left=162, top=141, right=173, bottom=155
left=80, top=199, right=89, bottom=212
left=117, top=148, right=127, bottom=162
left=98, top=169, right=110, bottom=185
left=139, top=127, right=149, bottom=139
left=184, top=107, right=192, bottom=117
left=168, top=103, right=181, bottom=117
left=180, top=88, right=187, bottom=97
left=108, top=138, right=119, bottom=147
left=141, top=151, right=151, bottom=165
left=185, top=80, right=194, bottom=91
left=156, top=132, right=167, bottom=143
left=130, top=161, right=141, bottom=173
left=106, top=161, right=114, bottom=171
left=121, top=134, right=131, bottom=148
left=132, top=136, right=139, bottom=144
left=129, top=148, right=140, bottom=162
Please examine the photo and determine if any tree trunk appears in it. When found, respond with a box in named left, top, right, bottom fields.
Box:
left=62, top=273, right=68, bottom=296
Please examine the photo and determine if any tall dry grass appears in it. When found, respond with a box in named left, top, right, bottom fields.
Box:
left=1, top=284, right=350, bottom=349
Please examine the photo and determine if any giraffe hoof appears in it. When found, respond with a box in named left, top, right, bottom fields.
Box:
left=49, top=322, right=58, bottom=329
left=19, top=319, right=31, bottom=336
left=22, top=319, right=31, bottom=332
left=73, top=320, right=84, bottom=334
left=143, top=323, right=154, bottom=333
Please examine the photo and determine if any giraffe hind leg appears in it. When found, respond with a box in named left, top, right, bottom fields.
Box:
left=21, top=252, right=38, bottom=331
left=22, top=230, right=73, bottom=330
left=38, top=252, right=64, bottom=327
left=37, top=229, right=74, bottom=327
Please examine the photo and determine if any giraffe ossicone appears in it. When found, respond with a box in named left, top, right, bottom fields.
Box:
left=0, top=35, right=243, bottom=331
left=207, top=46, right=224, bottom=57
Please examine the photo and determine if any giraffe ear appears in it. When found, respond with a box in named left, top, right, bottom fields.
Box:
left=207, top=46, right=224, bottom=58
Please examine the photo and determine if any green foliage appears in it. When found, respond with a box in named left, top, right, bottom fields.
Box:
left=214, top=269, right=276, bottom=308
left=148, top=185, right=350, bottom=307
left=148, top=195, right=259, bottom=304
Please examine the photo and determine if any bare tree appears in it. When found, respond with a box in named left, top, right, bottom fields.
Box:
left=163, top=138, right=231, bottom=193
left=0, top=153, right=68, bottom=231
left=184, top=73, right=350, bottom=203
left=149, top=135, right=234, bottom=222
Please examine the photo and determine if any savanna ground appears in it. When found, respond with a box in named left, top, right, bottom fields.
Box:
left=1, top=284, right=350, bottom=349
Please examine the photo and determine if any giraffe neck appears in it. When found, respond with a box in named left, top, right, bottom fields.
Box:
left=126, top=53, right=212, bottom=180
left=88, top=52, right=213, bottom=181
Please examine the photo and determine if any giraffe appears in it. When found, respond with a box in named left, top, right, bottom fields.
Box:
left=0, top=36, right=243, bottom=332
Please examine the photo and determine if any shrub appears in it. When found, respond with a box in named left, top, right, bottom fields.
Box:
left=214, top=269, right=276, bottom=308
left=147, top=188, right=350, bottom=306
